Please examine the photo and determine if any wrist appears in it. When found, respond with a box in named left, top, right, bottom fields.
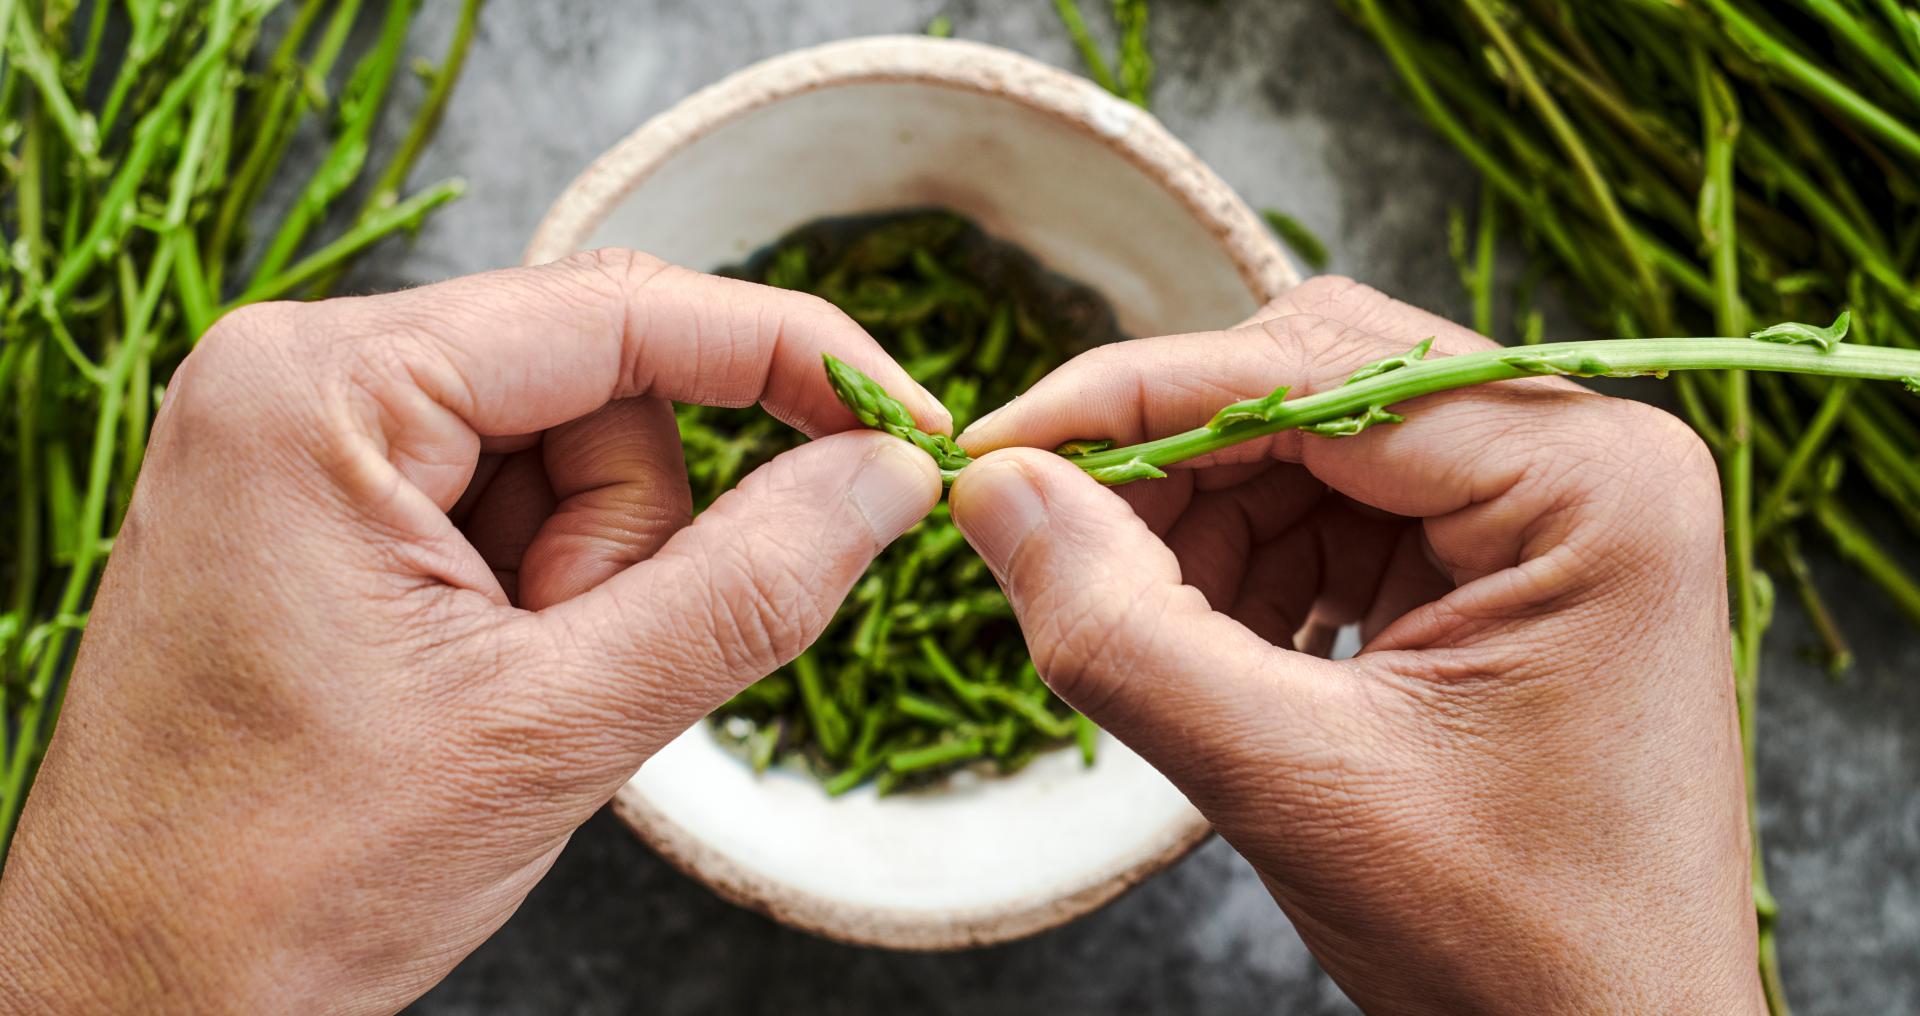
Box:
left=0, top=784, right=303, bottom=1014
left=1288, top=877, right=1766, bottom=1016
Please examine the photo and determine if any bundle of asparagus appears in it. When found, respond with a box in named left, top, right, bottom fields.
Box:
left=0, top=0, right=481, bottom=855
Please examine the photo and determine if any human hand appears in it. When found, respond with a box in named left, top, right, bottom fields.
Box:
left=0, top=251, right=944, bottom=1013
left=950, top=277, right=1760, bottom=1014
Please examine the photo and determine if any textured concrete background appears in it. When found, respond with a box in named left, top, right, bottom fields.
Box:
left=323, top=2, right=1920, bottom=1013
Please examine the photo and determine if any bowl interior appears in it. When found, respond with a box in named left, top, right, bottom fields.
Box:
left=576, top=80, right=1263, bottom=337
left=546, top=54, right=1285, bottom=948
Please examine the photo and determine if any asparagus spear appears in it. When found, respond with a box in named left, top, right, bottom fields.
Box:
left=824, top=314, right=1920, bottom=487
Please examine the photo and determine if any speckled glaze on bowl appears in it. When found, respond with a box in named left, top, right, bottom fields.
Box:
left=527, top=34, right=1295, bottom=951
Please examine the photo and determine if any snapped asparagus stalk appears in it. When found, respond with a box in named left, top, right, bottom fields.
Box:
left=824, top=314, right=1920, bottom=487
left=708, top=212, right=1110, bottom=795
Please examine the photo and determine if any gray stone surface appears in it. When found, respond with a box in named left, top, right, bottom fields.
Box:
left=334, top=2, right=1920, bottom=1013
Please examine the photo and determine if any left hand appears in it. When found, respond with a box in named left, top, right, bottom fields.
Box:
left=0, top=250, right=945, bottom=1014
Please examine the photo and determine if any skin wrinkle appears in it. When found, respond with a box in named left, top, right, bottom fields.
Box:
left=947, top=276, right=1756, bottom=1015
left=1, top=250, right=962, bottom=1013
left=3, top=255, right=1758, bottom=1014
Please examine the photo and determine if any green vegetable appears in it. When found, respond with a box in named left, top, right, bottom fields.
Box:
left=1263, top=209, right=1331, bottom=272
left=1051, top=0, right=1153, bottom=106
left=705, top=211, right=1120, bottom=794
left=826, top=314, right=1920, bottom=487
left=0, top=0, right=481, bottom=857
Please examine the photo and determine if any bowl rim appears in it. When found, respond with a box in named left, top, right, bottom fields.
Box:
left=526, top=33, right=1295, bottom=952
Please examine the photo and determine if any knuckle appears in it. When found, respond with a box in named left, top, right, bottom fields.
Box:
left=1600, top=400, right=1720, bottom=506
left=1283, top=274, right=1379, bottom=319
left=161, top=302, right=309, bottom=436
left=1627, top=401, right=1717, bottom=478
left=1252, top=312, right=1355, bottom=386
left=201, top=300, right=301, bottom=351
left=774, top=285, right=843, bottom=322
left=1056, top=340, right=1135, bottom=386
left=1558, top=398, right=1723, bottom=571
left=561, top=246, right=671, bottom=296
left=1254, top=311, right=1340, bottom=350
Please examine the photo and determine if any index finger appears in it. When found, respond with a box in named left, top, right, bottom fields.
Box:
left=304, top=248, right=949, bottom=439
left=956, top=282, right=1716, bottom=591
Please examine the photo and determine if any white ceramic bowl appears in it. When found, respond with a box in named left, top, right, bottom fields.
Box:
left=527, top=35, right=1295, bottom=950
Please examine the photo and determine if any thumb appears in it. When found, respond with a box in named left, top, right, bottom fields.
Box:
left=948, top=449, right=1354, bottom=796
left=536, top=431, right=941, bottom=750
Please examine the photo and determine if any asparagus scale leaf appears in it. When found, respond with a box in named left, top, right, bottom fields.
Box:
left=1750, top=311, right=1850, bottom=351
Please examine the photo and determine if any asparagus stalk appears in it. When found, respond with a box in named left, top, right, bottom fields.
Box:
left=825, top=315, right=1920, bottom=487
left=707, top=212, right=1112, bottom=794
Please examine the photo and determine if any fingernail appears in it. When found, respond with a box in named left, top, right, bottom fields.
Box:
left=955, top=400, right=1008, bottom=444
left=950, top=458, right=1046, bottom=572
left=849, top=440, right=940, bottom=542
left=912, top=379, right=943, bottom=413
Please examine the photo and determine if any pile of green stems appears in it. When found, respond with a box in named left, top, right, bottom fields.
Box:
left=0, top=0, right=481, bottom=855
left=1342, top=3, right=1920, bottom=1012
left=700, top=211, right=1123, bottom=795
left=1051, top=0, right=1153, bottom=107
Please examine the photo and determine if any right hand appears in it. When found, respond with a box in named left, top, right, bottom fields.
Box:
left=950, top=278, right=1761, bottom=1014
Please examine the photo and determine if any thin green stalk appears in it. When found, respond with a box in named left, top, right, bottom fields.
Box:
left=1869, top=0, right=1920, bottom=66
left=1744, top=134, right=1912, bottom=304
left=362, top=0, right=483, bottom=217
left=171, top=227, right=216, bottom=340
left=71, top=0, right=109, bottom=91
left=1470, top=184, right=1496, bottom=336
left=1753, top=86, right=1886, bottom=246
left=1775, top=535, right=1854, bottom=676
left=1522, top=27, right=1811, bottom=254
left=1353, top=0, right=1655, bottom=332
left=1521, top=24, right=1692, bottom=186
left=309, top=0, right=484, bottom=296
left=1264, top=209, right=1331, bottom=274
left=1699, top=55, right=1788, bottom=1016
left=826, top=321, right=1920, bottom=486
left=206, top=0, right=353, bottom=292
left=248, top=0, right=415, bottom=286
left=97, top=0, right=183, bottom=137
left=1052, top=0, right=1117, bottom=94
left=1460, top=0, right=1668, bottom=328
left=164, top=0, right=238, bottom=229
left=45, top=17, right=236, bottom=307
left=1700, top=0, right=1920, bottom=161
left=1711, top=373, right=1920, bottom=629
left=1843, top=404, right=1920, bottom=513
left=1113, top=0, right=1152, bottom=107
left=228, top=178, right=465, bottom=308
left=1793, top=0, right=1920, bottom=111
left=1, top=244, right=174, bottom=853
left=888, top=735, right=987, bottom=774
left=7, top=111, right=46, bottom=689
left=1812, top=499, right=1920, bottom=625
left=6, top=4, right=100, bottom=172
left=7, top=343, right=43, bottom=687
left=0, top=0, right=16, bottom=78
left=1755, top=380, right=1852, bottom=535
